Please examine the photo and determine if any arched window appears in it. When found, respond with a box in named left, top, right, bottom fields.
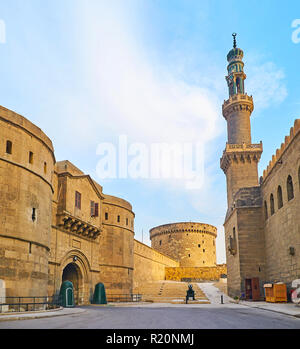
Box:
left=270, top=194, right=275, bottom=215
left=287, top=175, right=294, bottom=201
left=264, top=201, right=268, bottom=220
left=277, top=185, right=283, bottom=209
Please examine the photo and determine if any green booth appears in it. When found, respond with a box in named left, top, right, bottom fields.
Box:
left=92, top=283, right=107, bottom=304
left=59, top=281, right=75, bottom=308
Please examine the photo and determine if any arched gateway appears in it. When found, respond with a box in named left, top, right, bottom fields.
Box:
left=62, top=263, right=82, bottom=305
left=60, top=251, right=91, bottom=305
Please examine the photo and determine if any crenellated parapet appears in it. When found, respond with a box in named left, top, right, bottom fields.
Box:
left=150, top=222, right=217, bottom=240
left=262, top=119, right=300, bottom=181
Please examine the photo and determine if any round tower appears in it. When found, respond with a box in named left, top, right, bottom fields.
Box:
left=100, top=194, right=135, bottom=296
left=150, top=222, right=217, bottom=267
left=0, top=106, right=55, bottom=298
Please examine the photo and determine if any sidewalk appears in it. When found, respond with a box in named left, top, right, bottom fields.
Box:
left=0, top=306, right=86, bottom=322
left=197, top=282, right=300, bottom=318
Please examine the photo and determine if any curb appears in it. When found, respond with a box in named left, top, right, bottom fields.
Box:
left=0, top=307, right=86, bottom=322
left=238, top=301, right=300, bottom=319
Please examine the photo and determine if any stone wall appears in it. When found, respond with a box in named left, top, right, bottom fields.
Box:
left=262, top=119, right=300, bottom=288
left=133, top=240, right=179, bottom=291
left=165, top=265, right=227, bottom=282
left=0, top=106, right=55, bottom=297
left=100, top=194, right=135, bottom=295
left=150, top=222, right=217, bottom=267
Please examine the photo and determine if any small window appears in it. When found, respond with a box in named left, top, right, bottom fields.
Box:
left=75, top=191, right=81, bottom=209
left=117, top=215, right=120, bottom=223
left=29, top=151, right=34, bottom=164
left=264, top=201, right=268, bottom=220
left=277, top=186, right=283, bottom=209
left=90, top=201, right=98, bottom=217
left=270, top=194, right=275, bottom=215
left=94, top=203, right=99, bottom=217
left=159, top=240, right=162, bottom=246
left=126, top=218, right=128, bottom=226
left=105, top=212, right=108, bottom=220
left=203, top=249, right=205, bottom=253
left=32, top=208, right=36, bottom=222
left=6, top=140, right=12, bottom=154
left=287, top=175, right=294, bottom=201
left=188, top=254, right=190, bottom=257
left=198, top=244, right=201, bottom=248
left=44, top=162, right=47, bottom=174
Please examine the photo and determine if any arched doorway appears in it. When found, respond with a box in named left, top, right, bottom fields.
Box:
left=62, top=263, right=82, bottom=305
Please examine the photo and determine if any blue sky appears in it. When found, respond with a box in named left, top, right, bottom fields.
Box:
left=0, top=0, right=299, bottom=263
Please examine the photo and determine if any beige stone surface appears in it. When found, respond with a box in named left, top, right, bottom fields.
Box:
left=150, top=222, right=217, bottom=267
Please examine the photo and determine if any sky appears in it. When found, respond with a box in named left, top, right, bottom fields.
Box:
left=0, top=0, right=299, bottom=263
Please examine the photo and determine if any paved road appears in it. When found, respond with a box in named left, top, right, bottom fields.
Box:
left=1, top=304, right=300, bottom=329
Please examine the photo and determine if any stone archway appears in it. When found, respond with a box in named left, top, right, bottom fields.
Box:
left=59, top=251, right=91, bottom=305
left=62, top=263, right=82, bottom=305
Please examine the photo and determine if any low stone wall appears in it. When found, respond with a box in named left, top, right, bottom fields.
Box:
left=165, top=265, right=227, bottom=282
left=133, top=240, right=179, bottom=290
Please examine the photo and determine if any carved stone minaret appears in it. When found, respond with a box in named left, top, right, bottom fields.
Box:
left=221, top=34, right=263, bottom=213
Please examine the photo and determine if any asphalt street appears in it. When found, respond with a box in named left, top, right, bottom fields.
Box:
left=1, top=304, right=300, bottom=329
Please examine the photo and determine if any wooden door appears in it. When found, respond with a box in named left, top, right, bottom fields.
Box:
left=251, top=278, right=260, bottom=301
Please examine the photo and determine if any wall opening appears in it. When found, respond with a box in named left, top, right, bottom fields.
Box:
left=277, top=185, right=283, bottom=209
left=6, top=140, right=12, bottom=154
left=62, top=263, right=82, bottom=305
left=287, top=175, right=294, bottom=201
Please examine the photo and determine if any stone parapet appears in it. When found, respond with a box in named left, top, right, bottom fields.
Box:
left=222, top=94, right=254, bottom=120
left=262, top=119, right=300, bottom=181
left=220, top=142, right=263, bottom=174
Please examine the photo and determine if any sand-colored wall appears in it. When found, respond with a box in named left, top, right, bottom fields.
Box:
left=165, top=265, right=227, bottom=282
left=133, top=239, right=179, bottom=290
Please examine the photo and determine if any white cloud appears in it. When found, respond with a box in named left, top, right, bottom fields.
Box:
left=247, top=61, right=287, bottom=112
left=69, top=1, right=222, bottom=149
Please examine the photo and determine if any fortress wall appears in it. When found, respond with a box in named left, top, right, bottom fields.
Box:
left=165, top=264, right=227, bottom=282
left=100, top=195, right=135, bottom=295
left=150, top=222, right=217, bottom=267
left=0, top=106, right=55, bottom=297
left=133, top=239, right=179, bottom=290
left=262, top=123, right=300, bottom=287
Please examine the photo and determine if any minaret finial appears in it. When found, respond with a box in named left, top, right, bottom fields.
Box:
left=232, top=33, right=237, bottom=48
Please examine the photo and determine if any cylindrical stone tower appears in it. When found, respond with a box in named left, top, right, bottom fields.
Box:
left=100, top=194, right=135, bottom=295
left=0, top=106, right=55, bottom=297
left=150, top=222, right=217, bottom=267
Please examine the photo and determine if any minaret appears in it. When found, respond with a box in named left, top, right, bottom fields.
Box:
left=221, top=34, right=263, bottom=212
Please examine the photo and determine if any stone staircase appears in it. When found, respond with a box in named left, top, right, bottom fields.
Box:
left=134, top=281, right=210, bottom=304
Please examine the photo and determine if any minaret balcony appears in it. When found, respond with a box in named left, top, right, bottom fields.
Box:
left=222, top=93, right=254, bottom=119
left=220, top=142, right=263, bottom=174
